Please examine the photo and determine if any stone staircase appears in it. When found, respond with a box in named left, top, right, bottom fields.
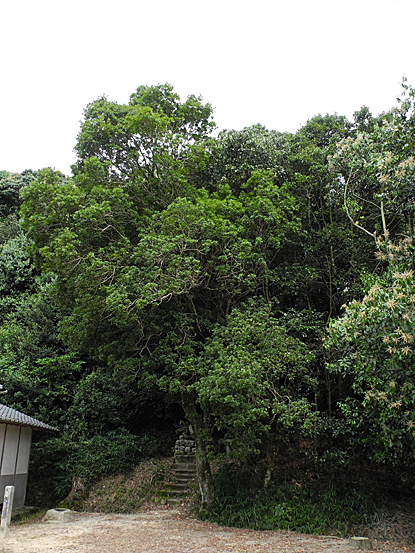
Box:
left=153, top=433, right=197, bottom=505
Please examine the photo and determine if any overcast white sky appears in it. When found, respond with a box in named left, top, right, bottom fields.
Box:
left=2, top=0, right=415, bottom=175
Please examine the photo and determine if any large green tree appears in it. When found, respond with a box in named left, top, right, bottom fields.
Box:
left=194, top=302, right=316, bottom=474
left=21, top=85, right=307, bottom=507
left=326, top=81, right=415, bottom=466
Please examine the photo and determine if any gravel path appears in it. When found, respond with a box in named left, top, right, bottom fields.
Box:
left=0, top=506, right=412, bottom=553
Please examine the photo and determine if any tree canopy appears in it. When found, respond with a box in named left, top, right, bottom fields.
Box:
left=3, top=79, right=415, bottom=511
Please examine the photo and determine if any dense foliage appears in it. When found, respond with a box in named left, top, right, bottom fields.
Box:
left=208, top=462, right=377, bottom=534
left=1, top=80, right=415, bottom=524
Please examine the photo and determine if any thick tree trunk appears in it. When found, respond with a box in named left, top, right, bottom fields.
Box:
left=181, top=392, right=215, bottom=512
left=65, top=476, right=85, bottom=504
left=264, top=434, right=278, bottom=491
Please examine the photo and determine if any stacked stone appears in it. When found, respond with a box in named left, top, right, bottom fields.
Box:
left=174, top=434, right=196, bottom=455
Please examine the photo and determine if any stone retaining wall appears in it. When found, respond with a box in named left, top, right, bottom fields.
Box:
left=174, top=434, right=195, bottom=455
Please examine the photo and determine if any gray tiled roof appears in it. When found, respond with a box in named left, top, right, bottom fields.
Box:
left=0, top=404, right=58, bottom=433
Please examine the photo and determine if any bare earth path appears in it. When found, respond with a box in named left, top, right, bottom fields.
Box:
left=0, top=506, right=412, bottom=553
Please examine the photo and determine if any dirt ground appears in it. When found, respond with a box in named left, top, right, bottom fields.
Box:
left=0, top=505, right=413, bottom=553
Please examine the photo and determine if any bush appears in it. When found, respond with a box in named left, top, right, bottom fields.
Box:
left=26, top=431, right=168, bottom=506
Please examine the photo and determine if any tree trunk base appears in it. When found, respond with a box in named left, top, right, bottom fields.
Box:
left=65, top=477, right=86, bottom=504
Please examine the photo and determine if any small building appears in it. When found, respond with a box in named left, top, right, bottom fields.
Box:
left=0, top=403, right=58, bottom=507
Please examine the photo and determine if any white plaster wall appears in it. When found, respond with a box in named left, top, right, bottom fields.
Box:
left=0, top=424, right=33, bottom=507
left=1, top=425, right=19, bottom=476
left=16, top=427, right=32, bottom=474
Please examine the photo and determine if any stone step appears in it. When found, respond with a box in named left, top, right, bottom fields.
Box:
left=165, top=497, right=181, bottom=505
left=151, top=495, right=180, bottom=506
left=154, top=488, right=186, bottom=497
left=174, top=461, right=196, bottom=467
left=172, top=466, right=196, bottom=474
left=175, top=466, right=195, bottom=472
left=164, top=488, right=187, bottom=496
left=174, top=454, right=196, bottom=463
left=173, top=474, right=195, bottom=484
left=11, top=506, right=39, bottom=522
left=165, top=482, right=191, bottom=492
left=165, top=478, right=194, bottom=488
left=173, top=464, right=195, bottom=471
left=152, top=454, right=197, bottom=506
left=173, top=463, right=196, bottom=477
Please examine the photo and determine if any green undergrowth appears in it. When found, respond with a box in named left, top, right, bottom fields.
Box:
left=70, top=457, right=173, bottom=513
left=26, top=431, right=172, bottom=507
left=49, top=454, right=414, bottom=544
left=207, top=462, right=382, bottom=536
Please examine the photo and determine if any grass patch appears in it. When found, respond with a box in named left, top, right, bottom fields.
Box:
left=207, top=462, right=379, bottom=536
left=77, top=457, right=173, bottom=513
